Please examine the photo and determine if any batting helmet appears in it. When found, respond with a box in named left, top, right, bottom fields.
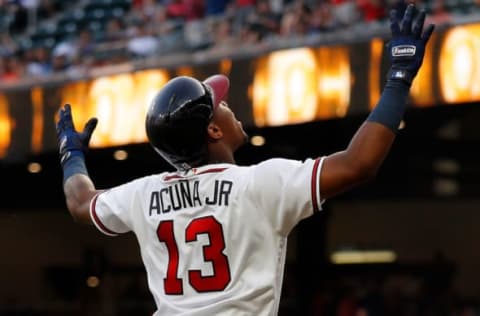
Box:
left=145, top=74, right=230, bottom=170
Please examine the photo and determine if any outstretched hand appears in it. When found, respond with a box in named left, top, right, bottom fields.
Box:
left=56, top=104, right=98, bottom=165
left=388, top=4, right=435, bottom=85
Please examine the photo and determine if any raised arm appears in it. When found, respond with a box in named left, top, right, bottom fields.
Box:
left=56, top=104, right=102, bottom=224
left=320, top=4, right=435, bottom=200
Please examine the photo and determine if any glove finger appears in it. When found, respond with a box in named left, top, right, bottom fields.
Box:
left=82, top=117, right=98, bottom=144
left=421, top=24, right=435, bottom=44
left=389, top=9, right=401, bottom=36
left=57, top=105, right=69, bottom=134
left=401, top=4, right=415, bottom=35
left=62, top=104, right=75, bottom=130
left=56, top=107, right=64, bottom=134
left=412, top=10, right=426, bottom=39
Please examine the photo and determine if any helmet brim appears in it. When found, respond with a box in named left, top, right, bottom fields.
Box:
left=203, top=74, right=230, bottom=110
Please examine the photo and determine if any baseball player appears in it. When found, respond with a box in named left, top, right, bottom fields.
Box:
left=56, top=4, right=434, bottom=315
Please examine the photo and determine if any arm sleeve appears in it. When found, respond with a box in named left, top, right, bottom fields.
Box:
left=89, top=182, right=135, bottom=236
left=247, top=157, right=325, bottom=236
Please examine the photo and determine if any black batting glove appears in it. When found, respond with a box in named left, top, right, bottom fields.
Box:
left=387, top=4, right=435, bottom=86
left=56, top=104, right=98, bottom=165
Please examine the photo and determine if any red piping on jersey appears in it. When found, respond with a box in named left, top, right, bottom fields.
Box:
left=163, top=167, right=228, bottom=181
left=311, top=158, right=321, bottom=213
left=91, top=194, right=119, bottom=236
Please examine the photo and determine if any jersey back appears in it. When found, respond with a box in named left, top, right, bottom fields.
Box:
left=90, top=158, right=324, bottom=315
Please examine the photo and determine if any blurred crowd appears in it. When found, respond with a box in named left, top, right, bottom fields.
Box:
left=310, top=278, right=480, bottom=316
left=0, top=0, right=478, bottom=83
left=4, top=265, right=477, bottom=316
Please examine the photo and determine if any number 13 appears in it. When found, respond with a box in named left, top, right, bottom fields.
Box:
left=157, top=216, right=231, bottom=294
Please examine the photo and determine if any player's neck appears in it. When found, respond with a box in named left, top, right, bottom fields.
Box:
left=207, top=145, right=236, bottom=165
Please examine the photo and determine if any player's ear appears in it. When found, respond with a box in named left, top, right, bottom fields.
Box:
left=207, top=122, right=223, bottom=140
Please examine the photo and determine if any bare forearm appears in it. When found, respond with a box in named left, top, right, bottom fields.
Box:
left=337, top=80, right=408, bottom=174
left=345, top=121, right=396, bottom=175
left=341, top=79, right=411, bottom=173
left=321, top=82, right=408, bottom=199
left=63, top=174, right=101, bottom=224
left=321, top=123, right=395, bottom=199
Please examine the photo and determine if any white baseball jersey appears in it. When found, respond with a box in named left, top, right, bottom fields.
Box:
left=90, top=157, right=325, bottom=316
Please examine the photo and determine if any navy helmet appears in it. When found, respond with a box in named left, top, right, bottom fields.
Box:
left=145, top=74, right=229, bottom=170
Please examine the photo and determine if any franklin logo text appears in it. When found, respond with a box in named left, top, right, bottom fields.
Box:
left=392, top=45, right=416, bottom=57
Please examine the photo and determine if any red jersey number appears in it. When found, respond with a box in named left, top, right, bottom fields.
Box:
left=157, top=216, right=231, bottom=295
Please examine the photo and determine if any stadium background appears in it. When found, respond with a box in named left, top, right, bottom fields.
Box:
left=2, top=0, right=480, bottom=315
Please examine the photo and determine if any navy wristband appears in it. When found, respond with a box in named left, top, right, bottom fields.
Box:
left=62, top=152, right=88, bottom=183
left=366, top=79, right=410, bottom=132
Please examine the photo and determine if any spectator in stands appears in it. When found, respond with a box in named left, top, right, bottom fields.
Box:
left=137, top=0, right=164, bottom=18
left=204, top=0, right=231, bottom=17
left=66, top=53, right=92, bottom=79
left=132, top=0, right=142, bottom=7
left=231, top=0, right=256, bottom=32
left=279, top=2, right=312, bottom=37
left=246, top=0, right=281, bottom=36
left=239, top=21, right=265, bottom=45
left=356, top=0, right=386, bottom=22
left=20, top=0, right=39, bottom=7
left=184, top=0, right=205, bottom=21
left=74, top=29, right=96, bottom=58
left=145, top=6, right=186, bottom=54
left=183, top=11, right=214, bottom=50
left=329, top=0, right=361, bottom=28
left=0, top=58, right=6, bottom=81
left=166, top=0, right=189, bottom=20
left=427, top=0, right=452, bottom=26
left=25, top=46, right=51, bottom=77
left=292, top=2, right=313, bottom=35
left=104, top=18, right=125, bottom=42
left=126, top=0, right=155, bottom=25
left=0, top=55, right=23, bottom=82
left=208, top=17, right=239, bottom=53
left=0, top=33, right=19, bottom=57
left=279, top=6, right=298, bottom=36
left=149, top=5, right=178, bottom=35
left=127, top=21, right=160, bottom=58
left=51, top=42, right=74, bottom=73
left=308, top=2, right=339, bottom=34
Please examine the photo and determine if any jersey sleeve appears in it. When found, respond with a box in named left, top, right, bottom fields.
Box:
left=247, top=157, right=325, bottom=236
left=89, top=181, right=136, bottom=236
